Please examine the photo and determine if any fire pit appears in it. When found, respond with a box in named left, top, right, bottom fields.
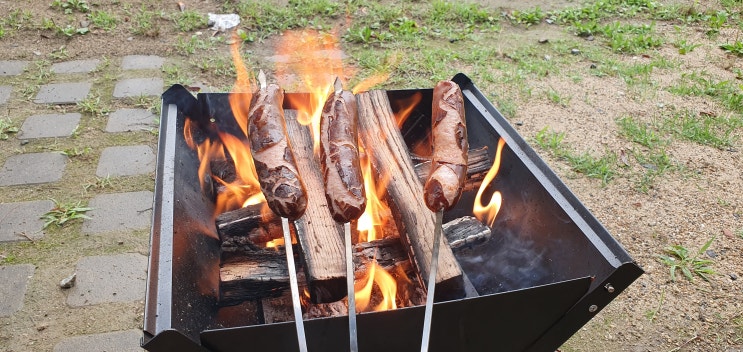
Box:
left=142, top=73, right=643, bottom=352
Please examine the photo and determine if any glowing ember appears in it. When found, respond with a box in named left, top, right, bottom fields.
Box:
left=354, top=261, right=397, bottom=312
left=473, top=137, right=507, bottom=227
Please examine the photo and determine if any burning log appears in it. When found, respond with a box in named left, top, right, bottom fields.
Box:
left=413, top=146, right=491, bottom=192
left=216, top=203, right=282, bottom=244
left=443, top=216, right=492, bottom=250
left=356, top=90, right=465, bottom=300
left=219, top=249, right=289, bottom=306
left=284, top=110, right=347, bottom=304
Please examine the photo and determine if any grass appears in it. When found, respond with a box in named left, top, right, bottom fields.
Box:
left=89, top=10, right=118, bottom=31
left=661, top=110, right=740, bottom=149
left=720, top=40, right=743, bottom=57
left=130, top=5, right=162, bottom=37
left=659, top=236, right=716, bottom=282
left=0, top=118, right=19, bottom=140
left=41, top=199, right=92, bottom=229
left=83, top=176, right=113, bottom=192
left=77, top=94, right=111, bottom=118
left=51, top=0, right=89, bottom=14
left=674, top=39, right=702, bottom=54
left=174, top=34, right=215, bottom=55
left=172, top=10, right=207, bottom=32
left=617, top=116, right=666, bottom=148
left=534, top=127, right=617, bottom=185
left=668, top=71, right=743, bottom=114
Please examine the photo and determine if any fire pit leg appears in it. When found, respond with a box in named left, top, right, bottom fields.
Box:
left=282, top=217, right=308, bottom=352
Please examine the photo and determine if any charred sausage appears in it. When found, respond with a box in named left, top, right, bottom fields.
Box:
left=248, top=83, right=308, bottom=220
left=320, top=89, right=366, bottom=222
left=424, top=80, right=468, bottom=212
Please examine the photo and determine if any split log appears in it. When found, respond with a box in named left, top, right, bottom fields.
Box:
left=284, top=110, right=347, bottom=304
left=219, top=217, right=479, bottom=305
left=356, top=90, right=465, bottom=301
left=413, top=146, right=490, bottom=191
left=216, top=203, right=282, bottom=243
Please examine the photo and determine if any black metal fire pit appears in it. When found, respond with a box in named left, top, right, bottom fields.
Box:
left=142, top=73, right=643, bottom=352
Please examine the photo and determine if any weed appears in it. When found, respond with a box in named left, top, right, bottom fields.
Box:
left=705, top=10, right=728, bottom=37
left=733, top=68, right=743, bottom=80
left=173, top=10, right=207, bottom=32
left=616, top=116, right=665, bottom=148
left=511, top=7, right=545, bottom=26
left=344, top=25, right=393, bottom=44
left=720, top=41, right=743, bottom=57
left=546, top=88, right=571, bottom=107
left=534, top=127, right=566, bottom=152
left=668, top=72, right=743, bottom=114
left=41, top=199, right=92, bottom=229
left=162, top=64, right=191, bottom=86
left=132, top=95, right=159, bottom=114
left=601, top=22, right=663, bottom=54
left=51, top=0, right=89, bottom=14
left=83, top=176, right=113, bottom=192
left=0, top=118, right=19, bottom=140
left=644, top=288, right=665, bottom=322
left=235, top=28, right=255, bottom=43
left=77, top=94, right=110, bottom=117
left=88, top=10, right=118, bottom=31
left=56, top=24, right=89, bottom=37
left=566, top=151, right=616, bottom=185
left=60, top=146, right=92, bottom=158
left=662, top=110, right=738, bottom=149
left=174, top=35, right=212, bottom=55
left=131, top=5, right=161, bottom=37
left=48, top=45, right=69, bottom=60
left=674, top=39, right=701, bottom=54
left=30, top=61, right=53, bottom=85
left=659, top=236, right=716, bottom=282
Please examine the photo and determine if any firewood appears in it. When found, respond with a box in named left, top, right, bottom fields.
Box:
left=284, top=110, right=347, bottom=304
left=413, top=146, right=490, bottom=191
left=219, top=248, right=290, bottom=306
left=216, top=203, right=282, bottom=243
left=443, top=216, right=492, bottom=250
left=356, top=90, right=465, bottom=301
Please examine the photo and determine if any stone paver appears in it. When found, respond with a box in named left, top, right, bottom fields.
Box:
left=0, top=60, right=28, bottom=76
left=51, top=59, right=100, bottom=74
left=121, top=55, right=165, bottom=70
left=0, top=264, right=34, bottom=317
left=0, top=200, right=54, bottom=242
left=19, top=113, right=81, bottom=139
left=82, top=191, right=153, bottom=234
left=67, top=253, right=147, bottom=307
left=0, top=152, right=67, bottom=186
left=113, top=78, right=163, bottom=98
left=53, top=330, right=144, bottom=352
left=96, top=145, right=155, bottom=177
left=54, top=330, right=143, bottom=352
left=0, top=85, right=11, bottom=104
left=34, top=82, right=91, bottom=104
left=106, top=108, right=157, bottom=132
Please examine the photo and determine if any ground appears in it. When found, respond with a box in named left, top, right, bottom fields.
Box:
left=0, top=0, right=742, bottom=351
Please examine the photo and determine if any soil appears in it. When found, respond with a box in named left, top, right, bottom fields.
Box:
left=0, top=0, right=741, bottom=351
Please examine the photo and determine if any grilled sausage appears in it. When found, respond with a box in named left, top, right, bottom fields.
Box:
left=424, top=80, right=468, bottom=212
left=248, top=83, right=308, bottom=220
left=320, top=90, right=366, bottom=222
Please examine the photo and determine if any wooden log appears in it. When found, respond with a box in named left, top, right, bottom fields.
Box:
left=284, top=110, right=347, bottom=304
left=216, top=203, right=282, bottom=243
left=413, top=146, right=490, bottom=192
left=356, top=90, right=465, bottom=301
left=219, top=217, right=478, bottom=305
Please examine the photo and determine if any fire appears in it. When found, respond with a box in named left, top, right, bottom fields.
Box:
left=356, top=145, right=390, bottom=242
left=391, top=91, right=423, bottom=128
left=277, top=29, right=354, bottom=152
left=354, top=261, right=397, bottom=312
left=351, top=73, right=390, bottom=95
left=473, top=137, right=507, bottom=227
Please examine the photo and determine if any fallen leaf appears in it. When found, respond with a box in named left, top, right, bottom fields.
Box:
left=177, top=1, right=186, bottom=12
left=722, top=229, right=733, bottom=238
left=632, top=202, right=642, bottom=208
left=619, top=148, right=630, bottom=166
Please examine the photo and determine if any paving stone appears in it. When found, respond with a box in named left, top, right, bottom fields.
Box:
left=19, top=113, right=81, bottom=139
left=106, top=108, right=157, bottom=132
left=0, top=264, right=34, bottom=317
left=53, top=330, right=144, bottom=352
left=0, top=60, right=29, bottom=76
left=96, top=145, right=155, bottom=177
left=82, top=191, right=153, bottom=234
left=0, top=85, right=10, bottom=104
left=67, top=253, right=147, bottom=307
left=34, top=82, right=91, bottom=104
left=0, top=200, right=54, bottom=242
left=121, top=55, right=165, bottom=70
left=0, top=152, right=67, bottom=186
left=51, top=59, right=100, bottom=74
left=112, top=78, right=163, bottom=98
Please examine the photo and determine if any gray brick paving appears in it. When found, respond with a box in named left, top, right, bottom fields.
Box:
left=51, top=59, right=100, bottom=74
left=34, top=82, right=92, bottom=104
left=82, top=191, right=153, bottom=234
left=0, top=200, right=54, bottom=242
left=19, top=113, right=81, bottom=139
left=106, top=108, right=157, bottom=132
left=96, top=145, right=155, bottom=177
left=53, top=329, right=144, bottom=352
left=112, top=78, right=163, bottom=98
left=0, top=85, right=10, bottom=104
left=0, top=152, right=67, bottom=186
left=0, top=264, right=34, bottom=317
left=66, top=253, right=147, bottom=307
left=0, top=60, right=28, bottom=76
left=121, top=55, right=165, bottom=70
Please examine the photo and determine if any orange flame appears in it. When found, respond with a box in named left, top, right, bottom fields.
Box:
left=351, top=73, right=390, bottom=95
left=391, top=91, right=423, bottom=128
left=473, top=138, right=507, bottom=227
left=356, top=145, right=390, bottom=243
left=277, top=29, right=353, bottom=152
left=355, top=260, right=397, bottom=312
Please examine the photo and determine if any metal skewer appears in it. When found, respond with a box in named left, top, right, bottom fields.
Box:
left=259, top=70, right=307, bottom=352
left=333, top=77, right=360, bottom=352
left=420, top=209, right=443, bottom=352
